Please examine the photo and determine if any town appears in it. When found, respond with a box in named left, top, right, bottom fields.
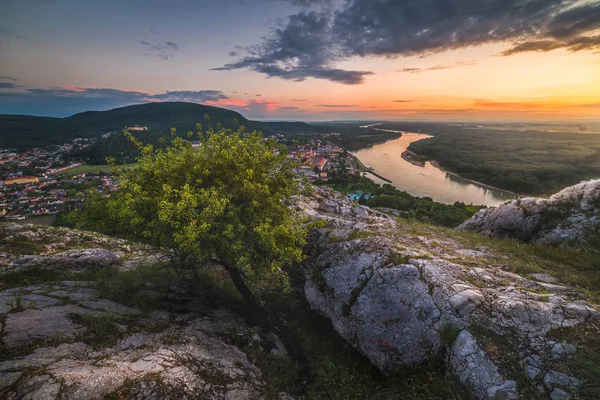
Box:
left=0, top=132, right=366, bottom=223
left=0, top=137, right=119, bottom=222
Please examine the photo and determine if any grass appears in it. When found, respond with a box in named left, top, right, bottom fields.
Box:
left=57, top=163, right=138, bottom=176
left=0, top=235, right=45, bottom=256
left=468, top=324, right=540, bottom=399
left=547, top=322, right=600, bottom=400
left=68, top=312, right=126, bottom=349
left=329, top=229, right=374, bottom=243
left=439, top=323, right=461, bottom=348
left=388, top=252, right=411, bottom=266
left=397, top=218, right=600, bottom=304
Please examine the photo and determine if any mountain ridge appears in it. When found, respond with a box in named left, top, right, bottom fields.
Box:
left=0, top=102, right=324, bottom=149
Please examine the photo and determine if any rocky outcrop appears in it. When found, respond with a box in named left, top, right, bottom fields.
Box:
left=12, top=248, right=121, bottom=273
left=0, top=281, right=283, bottom=400
left=458, top=180, right=600, bottom=244
left=296, top=186, right=599, bottom=399
left=447, top=331, right=518, bottom=400
left=0, top=223, right=153, bottom=273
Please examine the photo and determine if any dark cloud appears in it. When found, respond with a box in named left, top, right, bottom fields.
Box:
left=317, top=104, right=357, bottom=108
left=393, top=100, right=416, bottom=103
left=280, top=106, right=301, bottom=110
left=0, top=87, right=229, bottom=117
left=213, top=11, right=372, bottom=84
left=293, top=98, right=307, bottom=101
left=229, top=51, right=238, bottom=56
left=141, top=40, right=179, bottom=60
left=218, top=0, right=600, bottom=84
left=502, top=35, right=600, bottom=56
left=0, top=76, right=18, bottom=82
left=282, top=0, right=334, bottom=7
left=0, top=82, right=21, bottom=89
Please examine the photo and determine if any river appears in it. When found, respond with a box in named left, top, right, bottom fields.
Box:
left=352, top=133, right=517, bottom=206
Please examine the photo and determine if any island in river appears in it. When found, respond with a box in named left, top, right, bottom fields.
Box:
left=352, top=133, right=517, bottom=207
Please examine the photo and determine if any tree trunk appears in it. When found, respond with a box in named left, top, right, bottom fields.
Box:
left=221, top=262, right=268, bottom=325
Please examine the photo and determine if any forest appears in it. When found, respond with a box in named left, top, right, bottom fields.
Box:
left=377, top=122, right=600, bottom=195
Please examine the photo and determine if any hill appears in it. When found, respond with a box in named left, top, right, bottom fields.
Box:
left=2, top=184, right=599, bottom=399
left=0, top=102, right=325, bottom=149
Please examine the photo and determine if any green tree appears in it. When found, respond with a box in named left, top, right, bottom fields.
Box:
left=104, top=124, right=308, bottom=320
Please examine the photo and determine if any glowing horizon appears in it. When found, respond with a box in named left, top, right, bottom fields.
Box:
left=1, top=0, right=599, bottom=121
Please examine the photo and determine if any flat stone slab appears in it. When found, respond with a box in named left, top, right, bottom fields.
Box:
left=2, top=305, right=89, bottom=349
left=530, top=273, right=558, bottom=283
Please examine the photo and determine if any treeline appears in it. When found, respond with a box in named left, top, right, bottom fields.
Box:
left=322, top=175, right=482, bottom=227
left=380, top=122, right=600, bottom=196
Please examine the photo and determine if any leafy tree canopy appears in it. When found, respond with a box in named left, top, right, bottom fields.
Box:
left=92, top=122, right=308, bottom=315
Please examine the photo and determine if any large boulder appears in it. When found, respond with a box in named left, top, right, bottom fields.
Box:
left=298, top=186, right=599, bottom=400
left=458, top=180, right=600, bottom=244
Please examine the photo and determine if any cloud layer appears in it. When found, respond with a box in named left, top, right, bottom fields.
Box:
left=218, top=0, right=600, bottom=84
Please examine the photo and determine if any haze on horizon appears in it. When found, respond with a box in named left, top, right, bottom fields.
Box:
left=1, top=0, right=599, bottom=122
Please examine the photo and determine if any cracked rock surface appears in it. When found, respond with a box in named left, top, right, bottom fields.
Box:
left=295, top=186, right=599, bottom=399
left=458, top=179, right=600, bottom=244
left=0, top=281, right=278, bottom=399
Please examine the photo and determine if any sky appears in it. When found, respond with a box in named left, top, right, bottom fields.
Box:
left=1, top=0, right=599, bottom=121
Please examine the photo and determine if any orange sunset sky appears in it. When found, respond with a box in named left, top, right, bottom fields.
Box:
left=1, top=0, right=599, bottom=120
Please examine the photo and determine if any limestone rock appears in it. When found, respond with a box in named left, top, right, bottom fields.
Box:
left=458, top=180, right=600, bottom=244
left=0, top=282, right=271, bottom=399
left=12, top=248, right=121, bottom=273
left=297, top=185, right=597, bottom=400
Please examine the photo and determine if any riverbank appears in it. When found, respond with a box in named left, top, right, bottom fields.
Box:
left=352, top=155, right=393, bottom=183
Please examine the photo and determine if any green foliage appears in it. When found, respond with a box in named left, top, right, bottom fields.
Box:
left=87, top=124, right=308, bottom=303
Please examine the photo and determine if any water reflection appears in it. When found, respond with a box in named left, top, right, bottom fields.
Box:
left=352, top=133, right=517, bottom=206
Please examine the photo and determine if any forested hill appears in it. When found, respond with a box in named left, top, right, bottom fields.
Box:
left=0, top=102, right=325, bottom=148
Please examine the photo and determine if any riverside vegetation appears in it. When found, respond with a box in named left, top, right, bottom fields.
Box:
left=375, top=121, right=600, bottom=196
left=1, top=124, right=599, bottom=399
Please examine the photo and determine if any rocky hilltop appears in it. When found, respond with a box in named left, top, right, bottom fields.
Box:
left=459, top=179, right=600, bottom=244
left=1, top=183, right=599, bottom=399
left=295, top=186, right=599, bottom=400
left=0, top=225, right=289, bottom=399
